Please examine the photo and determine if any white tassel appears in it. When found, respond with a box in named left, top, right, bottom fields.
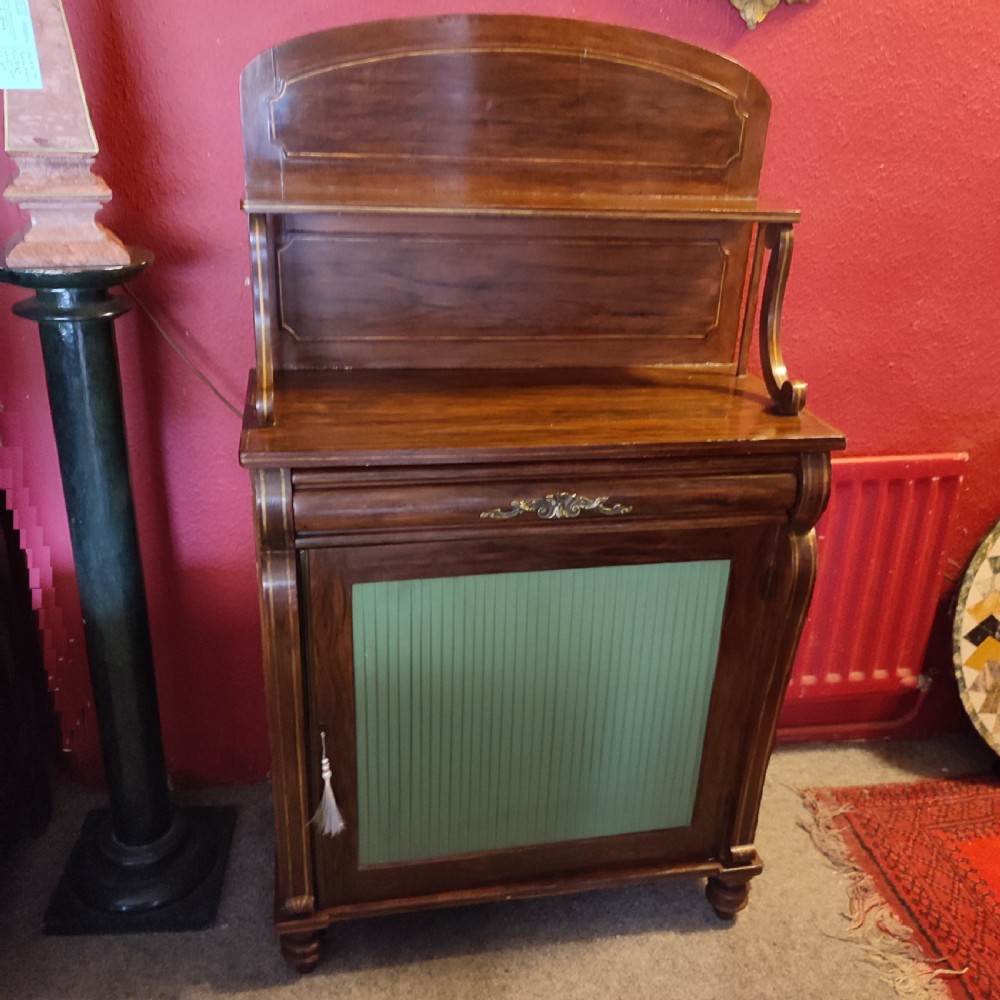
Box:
left=311, top=729, right=345, bottom=837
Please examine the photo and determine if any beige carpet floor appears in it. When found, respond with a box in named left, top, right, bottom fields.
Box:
left=0, top=733, right=994, bottom=1000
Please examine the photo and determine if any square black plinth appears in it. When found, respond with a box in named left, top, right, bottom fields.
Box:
left=44, top=804, right=236, bottom=935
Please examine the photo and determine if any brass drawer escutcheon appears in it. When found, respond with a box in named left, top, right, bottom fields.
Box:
left=480, top=492, right=633, bottom=521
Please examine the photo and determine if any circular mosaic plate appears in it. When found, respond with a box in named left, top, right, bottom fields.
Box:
left=954, top=519, right=1000, bottom=756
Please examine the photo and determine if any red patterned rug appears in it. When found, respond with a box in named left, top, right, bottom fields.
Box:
left=802, top=776, right=1000, bottom=1000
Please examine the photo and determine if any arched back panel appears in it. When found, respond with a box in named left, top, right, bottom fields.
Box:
left=242, top=15, right=771, bottom=211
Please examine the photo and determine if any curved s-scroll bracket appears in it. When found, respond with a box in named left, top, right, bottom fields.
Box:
left=760, top=223, right=807, bottom=416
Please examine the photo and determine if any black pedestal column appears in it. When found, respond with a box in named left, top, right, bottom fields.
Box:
left=0, top=250, right=234, bottom=933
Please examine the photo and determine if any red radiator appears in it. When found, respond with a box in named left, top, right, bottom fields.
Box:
left=778, top=453, right=967, bottom=741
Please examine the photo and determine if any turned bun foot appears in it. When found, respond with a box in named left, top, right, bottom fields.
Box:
left=706, top=875, right=751, bottom=920
left=280, top=929, right=323, bottom=973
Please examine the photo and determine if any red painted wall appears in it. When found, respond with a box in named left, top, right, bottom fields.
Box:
left=2, top=2, right=999, bottom=783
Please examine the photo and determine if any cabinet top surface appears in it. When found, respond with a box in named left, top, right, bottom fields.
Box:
left=240, top=369, right=844, bottom=469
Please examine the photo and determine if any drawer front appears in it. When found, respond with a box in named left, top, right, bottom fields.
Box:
left=293, top=468, right=798, bottom=538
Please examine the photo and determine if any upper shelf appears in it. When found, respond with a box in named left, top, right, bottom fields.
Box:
left=240, top=198, right=800, bottom=222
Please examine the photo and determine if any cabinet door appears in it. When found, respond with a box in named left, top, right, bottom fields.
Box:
left=304, top=522, right=779, bottom=907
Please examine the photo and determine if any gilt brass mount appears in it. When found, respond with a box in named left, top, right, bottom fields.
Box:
left=481, top=493, right=633, bottom=521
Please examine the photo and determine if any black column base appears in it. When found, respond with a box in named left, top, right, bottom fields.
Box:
left=43, top=804, right=236, bottom=935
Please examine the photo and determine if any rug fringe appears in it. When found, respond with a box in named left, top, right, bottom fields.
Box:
left=800, top=790, right=962, bottom=1000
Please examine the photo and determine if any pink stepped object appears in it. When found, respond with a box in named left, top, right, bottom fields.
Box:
left=2, top=0, right=128, bottom=267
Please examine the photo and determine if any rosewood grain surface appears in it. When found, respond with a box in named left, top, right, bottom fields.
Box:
left=241, top=16, right=771, bottom=213
left=271, top=215, right=753, bottom=371
left=238, top=14, right=845, bottom=971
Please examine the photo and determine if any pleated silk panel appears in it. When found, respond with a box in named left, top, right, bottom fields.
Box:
left=352, top=560, right=730, bottom=865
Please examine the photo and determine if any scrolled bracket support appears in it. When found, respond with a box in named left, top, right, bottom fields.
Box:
left=760, top=222, right=807, bottom=416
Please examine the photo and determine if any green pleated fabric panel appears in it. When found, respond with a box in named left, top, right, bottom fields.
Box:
left=352, top=560, right=729, bottom=865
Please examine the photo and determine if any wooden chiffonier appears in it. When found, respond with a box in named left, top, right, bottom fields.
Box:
left=238, top=15, right=845, bottom=971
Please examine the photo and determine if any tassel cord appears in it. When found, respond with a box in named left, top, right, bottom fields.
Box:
left=311, top=728, right=346, bottom=838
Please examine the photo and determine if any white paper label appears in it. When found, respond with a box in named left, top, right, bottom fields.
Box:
left=0, top=0, right=42, bottom=90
